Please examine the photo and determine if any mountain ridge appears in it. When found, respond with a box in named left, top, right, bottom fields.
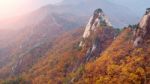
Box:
left=0, top=1, right=150, bottom=84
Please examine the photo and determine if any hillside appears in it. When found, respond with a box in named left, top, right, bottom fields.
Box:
left=21, top=11, right=119, bottom=83
left=77, top=8, right=150, bottom=84
left=0, top=3, right=87, bottom=78
left=0, top=1, right=140, bottom=78
left=0, top=8, right=120, bottom=84
left=1, top=8, right=149, bottom=84
left=0, top=1, right=149, bottom=84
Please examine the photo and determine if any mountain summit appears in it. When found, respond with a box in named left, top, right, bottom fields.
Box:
left=79, top=8, right=116, bottom=62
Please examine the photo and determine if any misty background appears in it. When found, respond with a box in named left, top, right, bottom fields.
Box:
left=0, top=0, right=150, bottom=20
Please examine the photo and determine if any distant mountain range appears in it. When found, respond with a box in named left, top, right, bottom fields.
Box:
left=61, top=0, right=140, bottom=27
left=108, top=0, right=150, bottom=16
left=0, top=0, right=140, bottom=30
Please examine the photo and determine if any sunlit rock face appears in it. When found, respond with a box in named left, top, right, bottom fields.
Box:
left=133, top=8, right=150, bottom=47
left=82, top=8, right=112, bottom=40
left=79, top=8, right=115, bottom=62
left=80, top=8, right=112, bottom=47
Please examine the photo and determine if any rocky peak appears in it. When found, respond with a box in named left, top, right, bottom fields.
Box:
left=80, top=8, right=112, bottom=47
left=133, top=8, right=150, bottom=47
left=79, top=8, right=115, bottom=62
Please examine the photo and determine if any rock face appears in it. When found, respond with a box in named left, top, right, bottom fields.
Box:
left=133, top=8, right=150, bottom=47
left=79, top=8, right=115, bottom=62
left=80, top=8, right=112, bottom=47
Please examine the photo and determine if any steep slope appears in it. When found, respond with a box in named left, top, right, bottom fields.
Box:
left=79, top=8, right=116, bottom=62
left=0, top=8, right=120, bottom=84
left=0, top=3, right=87, bottom=61
left=77, top=8, right=150, bottom=84
left=0, top=22, right=61, bottom=78
left=0, top=2, right=146, bottom=84
left=11, top=27, right=85, bottom=84
left=0, top=13, right=84, bottom=80
left=0, top=3, right=88, bottom=78
left=0, top=0, right=140, bottom=78
left=133, top=8, right=150, bottom=47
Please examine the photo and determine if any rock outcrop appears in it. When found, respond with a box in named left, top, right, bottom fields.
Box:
left=80, top=8, right=112, bottom=47
left=79, top=8, right=115, bottom=62
left=133, top=8, right=150, bottom=47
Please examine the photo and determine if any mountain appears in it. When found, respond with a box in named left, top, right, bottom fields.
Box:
left=0, top=1, right=149, bottom=84
left=0, top=4, right=87, bottom=78
left=133, top=8, right=150, bottom=47
left=1, top=8, right=148, bottom=84
left=61, top=0, right=139, bottom=28
left=108, top=0, right=150, bottom=17
left=77, top=8, right=150, bottom=84
left=0, top=0, right=139, bottom=29
left=0, top=3, right=88, bottom=70
left=0, top=0, right=140, bottom=70
left=0, top=8, right=119, bottom=84
left=79, top=8, right=116, bottom=62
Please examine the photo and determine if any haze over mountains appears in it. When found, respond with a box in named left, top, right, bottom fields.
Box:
left=0, top=7, right=149, bottom=84
left=0, top=0, right=142, bottom=62
left=63, top=0, right=140, bottom=27
left=0, top=0, right=150, bottom=84
left=108, top=0, right=150, bottom=16
left=0, top=0, right=143, bottom=29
